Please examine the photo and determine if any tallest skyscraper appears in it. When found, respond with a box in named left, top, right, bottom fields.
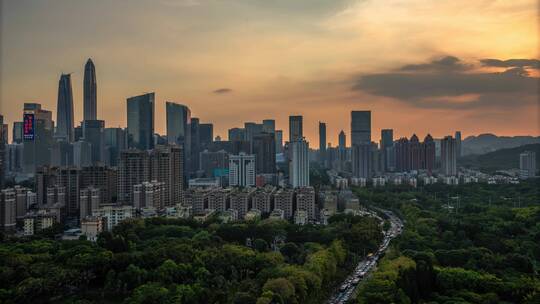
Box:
left=83, top=58, right=97, bottom=121
left=56, top=74, right=75, bottom=142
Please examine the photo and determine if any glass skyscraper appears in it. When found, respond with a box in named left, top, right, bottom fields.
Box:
left=83, top=58, right=97, bottom=121
left=166, top=101, right=191, bottom=172
left=127, top=92, right=155, bottom=150
left=56, top=74, right=74, bottom=142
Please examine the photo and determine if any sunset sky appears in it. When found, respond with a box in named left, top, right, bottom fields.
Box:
left=1, top=0, right=538, bottom=145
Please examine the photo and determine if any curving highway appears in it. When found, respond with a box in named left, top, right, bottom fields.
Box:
left=327, top=208, right=403, bottom=304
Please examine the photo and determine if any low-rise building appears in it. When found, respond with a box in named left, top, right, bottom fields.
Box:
left=185, top=188, right=215, bottom=214
left=194, top=209, right=216, bottom=222
left=207, top=188, right=232, bottom=212
left=92, top=205, right=135, bottom=231
left=23, top=212, right=55, bottom=236
left=229, top=188, right=255, bottom=219
left=294, top=210, right=308, bottom=225
left=245, top=209, right=261, bottom=221
left=269, top=209, right=285, bottom=220
left=350, top=177, right=366, bottom=187
left=81, top=216, right=106, bottom=242
left=188, top=177, right=221, bottom=189
left=372, top=177, right=386, bottom=187
left=252, top=186, right=275, bottom=213
left=220, top=209, right=238, bottom=223
left=165, top=204, right=193, bottom=219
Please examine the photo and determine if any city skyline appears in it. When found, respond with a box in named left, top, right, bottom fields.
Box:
left=1, top=0, right=539, bottom=145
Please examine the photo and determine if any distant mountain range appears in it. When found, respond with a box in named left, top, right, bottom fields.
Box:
left=459, top=143, right=540, bottom=173
left=462, top=134, right=540, bottom=156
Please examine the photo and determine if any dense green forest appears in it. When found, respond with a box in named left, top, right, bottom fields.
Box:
left=459, top=143, right=540, bottom=173
left=354, top=179, right=540, bottom=304
left=0, top=212, right=382, bottom=303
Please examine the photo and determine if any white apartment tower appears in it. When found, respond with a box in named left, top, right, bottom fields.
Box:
left=229, top=153, right=256, bottom=187
left=289, top=139, right=310, bottom=188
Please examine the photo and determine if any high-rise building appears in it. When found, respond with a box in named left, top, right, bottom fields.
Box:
left=14, top=186, right=35, bottom=218
left=22, top=103, right=54, bottom=173
left=395, top=137, right=410, bottom=172
left=1, top=189, right=16, bottom=231
left=519, top=151, right=536, bottom=179
left=253, top=133, right=276, bottom=174
left=424, top=134, right=435, bottom=174
left=199, top=123, right=214, bottom=149
left=289, top=139, right=309, bottom=187
left=74, top=126, right=83, bottom=142
left=199, top=149, right=229, bottom=178
left=339, top=130, right=346, bottom=149
left=82, top=120, right=105, bottom=164
left=0, top=116, right=6, bottom=188
left=352, top=144, right=371, bottom=178
left=229, top=153, right=256, bottom=187
left=12, top=121, right=23, bottom=144
left=319, top=122, right=327, bottom=167
left=273, top=188, right=294, bottom=219
left=262, top=119, right=276, bottom=134
left=118, top=150, right=150, bottom=204
left=351, top=111, right=371, bottom=145
left=6, top=143, right=24, bottom=174
left=35, top=166, right=81, bottom=217
left=244, top=122, right=263, bottom=143
left=83, top=58, right=97, bottom=121
left=409, top=134, right=421, bottom=170
left=133, top=181, right=165, bottom=209
left=441, top=136, right=457, bottom=176
left=371, top=142, right=383, bottom=175
left=79, top=186, right=101, bottom=220
left=380, top=129, right=394, bottom=172
left=190, top=118, right=200, bottom=174
left=166, top=102, right=190, bottom=171
left=51, top=140, right=73, bottom=167
left=73, top=140, right=92, bottom=168
left=127, top=93, right=155, bottom=150
left=104, top=127, right=127, bottom=166
left=228, top=128, right=246, bottom=141
left=351, top=111, right=371, bottom=178
left=80, top=165, right=117, bottom=205
left=118, top=146, right=184, bottom=206
left=150, top=145, right=184, bottom=207
left=295, top=187, right=316, bottom=220
left=289, top=115, right=303, bottom=142
left=455, top=131, right=462, bottom=158
left=56, top=74, right=75, bottom=142
left=275, top=130, right=284, bottom=153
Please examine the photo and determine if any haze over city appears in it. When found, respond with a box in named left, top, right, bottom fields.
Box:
left=1, top=0, right=538, bottom=144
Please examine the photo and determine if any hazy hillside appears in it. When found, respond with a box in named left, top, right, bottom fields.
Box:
left=460, top=143, right=540, bottom=172
left=462, top=134, right=540, bottom=156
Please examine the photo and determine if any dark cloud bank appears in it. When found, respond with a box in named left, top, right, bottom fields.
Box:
left=353, top=56, right=539, bottom=109
left=213, top=88, right=232, bottom=94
